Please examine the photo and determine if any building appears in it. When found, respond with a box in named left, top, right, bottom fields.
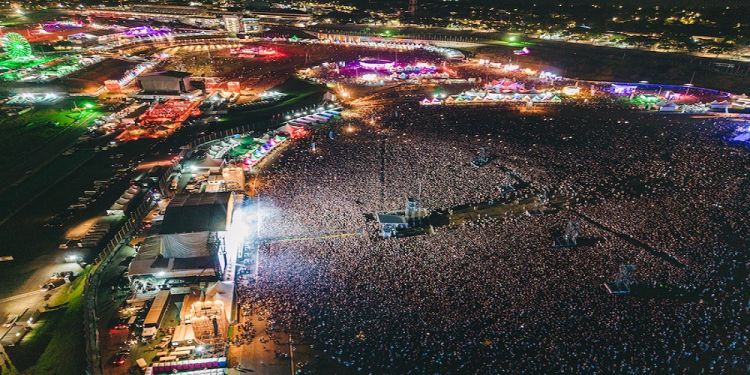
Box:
left=376, top=213, right=408, bottom=238
left=160, top=193, right=234, bottom=234
left=143, top=290, right=170, bottom=330
left=241, top=17, right=262, bottom=34
left=82, top=6, right=220, bottom=28
left=247, top=10, right=312, bottom=26
left=188, top=300, right=228, bottom=344
left=68, top=29, right=121, bottom=45
left=205, top=172, right=225, bottom=193
left=131, top=4, right=212, bottom=17
left=128, top=192, right=234, bottom=280
left=222, top=166, right=245, bottom=191
left=376, top=197, right=427, bottom=238
left=222, top=14, right=241, bottom=34
left=204, top=166, right=245, bottom=193
left=137, top=71, right=192, bottom=95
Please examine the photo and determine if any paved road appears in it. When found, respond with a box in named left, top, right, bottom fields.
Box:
left=0, top=290, right=45, bottom=305
left=0, top=260, right=83, bottom=310
left=231, top=311, right=292, bottom=375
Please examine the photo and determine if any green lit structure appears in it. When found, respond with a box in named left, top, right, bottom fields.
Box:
left=2, top=32, right=32, bottom=60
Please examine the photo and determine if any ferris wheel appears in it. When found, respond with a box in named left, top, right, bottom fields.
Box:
left=2, top=32, right=32, bottom=60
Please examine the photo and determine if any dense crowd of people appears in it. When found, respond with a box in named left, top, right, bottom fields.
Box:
left=234, top=97, right=748, bottom=373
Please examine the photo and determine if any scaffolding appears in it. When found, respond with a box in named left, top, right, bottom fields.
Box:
left=188, top=300, right=228, bottom=347
left=553, top=220, right=580, bottom=248
left=605, top=264, right=637, bottom=295
left=471, top=147, right=490, bottom=167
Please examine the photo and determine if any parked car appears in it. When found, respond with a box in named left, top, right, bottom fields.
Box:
left=111, top=352, right=128, bottom=366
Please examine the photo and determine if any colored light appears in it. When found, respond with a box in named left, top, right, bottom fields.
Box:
left=3, top=33, right=33, bottom=60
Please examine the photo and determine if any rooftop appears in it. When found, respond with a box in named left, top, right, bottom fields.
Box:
left=160, top=192, right=233, bottom=234
left=377, top=213, right=407, bottom=225
left=141, top=70, right=192, bottom=79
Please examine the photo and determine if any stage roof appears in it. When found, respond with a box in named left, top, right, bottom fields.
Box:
left=141, top=70, right=191, bottom=78
left=160, top=192, right=233, bottom=234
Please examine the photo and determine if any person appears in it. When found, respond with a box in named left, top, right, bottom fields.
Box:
left=226, top=72, right=747, bottom=374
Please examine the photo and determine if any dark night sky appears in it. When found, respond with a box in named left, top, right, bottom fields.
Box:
left=344, top=0, right=746, bottom=8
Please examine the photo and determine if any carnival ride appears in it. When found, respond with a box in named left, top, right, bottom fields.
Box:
left=2, top=33, right=33, bottom=60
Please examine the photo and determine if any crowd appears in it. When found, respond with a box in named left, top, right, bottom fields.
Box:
left=233, top=97, right=748, bottom=373
left=161, top=42, right=441, bottom=90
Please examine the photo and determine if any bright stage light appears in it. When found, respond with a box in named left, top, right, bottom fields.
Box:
left=361, top=73, right=377, bottom=82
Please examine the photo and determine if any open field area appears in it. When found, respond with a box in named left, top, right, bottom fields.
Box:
left=470, top=41, right=750, bottom=93
left=64, top=58, right=139, bottom=94
left=161, top=41, right=444, bottom=88
left=0, top=137, right=154, bottom=267
left=0, top=56, right=56, bottom=71
left=0, top=100, right=101, bottom=192
left=8, top=267, right=90, bottom=375
left=0, top=9, right=62, bottom=28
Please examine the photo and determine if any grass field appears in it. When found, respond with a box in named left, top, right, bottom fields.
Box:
left=1, top=347, right=17, bottom=375
left=0, top=148, right=95, bottom=241
left=64, top=58, right=139, bottom=94
left=0, top=56, right=56, bottom=71
left=11, top=267, right=90, bottom=375
left=0, top=10, right=62, bottom=27
left=0, top=100, right=100, bottom=184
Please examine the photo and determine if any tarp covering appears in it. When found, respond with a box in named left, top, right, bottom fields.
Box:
left=161, top=232, right=210, bottom=258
